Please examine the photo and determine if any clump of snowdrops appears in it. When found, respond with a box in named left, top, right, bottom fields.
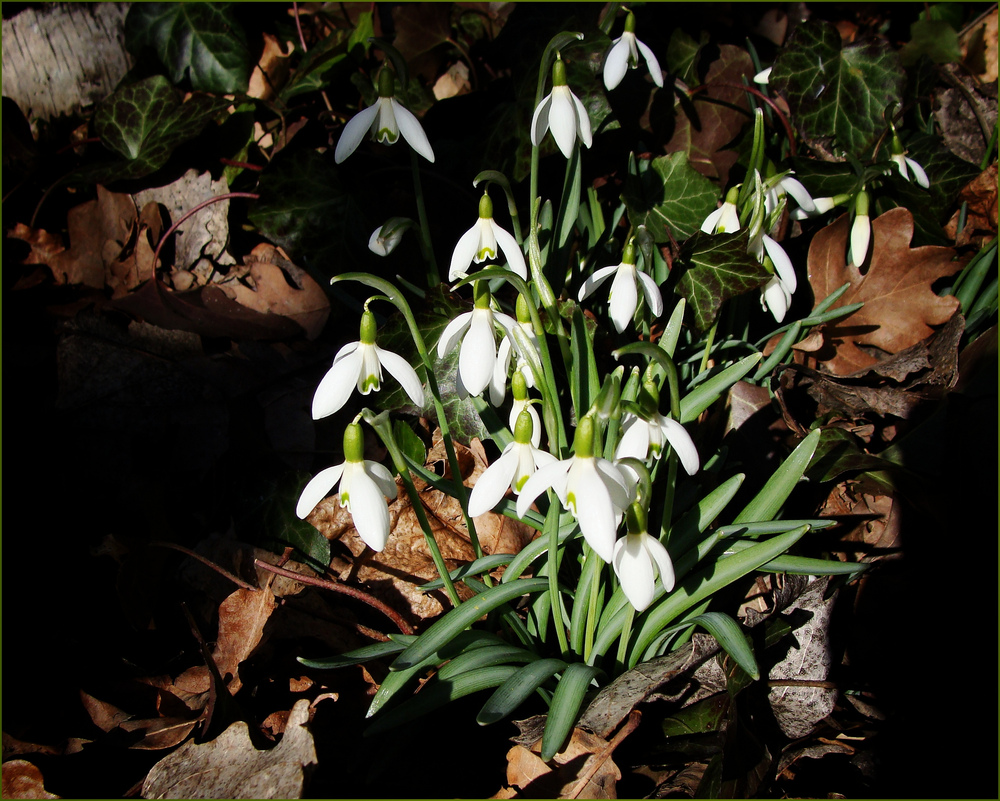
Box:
left=295, top=13, right=874, bottom=760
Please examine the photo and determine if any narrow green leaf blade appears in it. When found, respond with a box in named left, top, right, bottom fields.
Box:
left=541, top=663, right=602, bottom=761
left=733, top=429, right=821, bottom=524
left=477, top=658, right=567, bottom=725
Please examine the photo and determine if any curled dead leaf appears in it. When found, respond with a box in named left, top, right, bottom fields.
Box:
left=1, top=760, right=59, bottom=799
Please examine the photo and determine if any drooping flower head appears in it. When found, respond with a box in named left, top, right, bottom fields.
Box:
left=449, top=191, right=527, bottom=281
left=312, top=305, right=425, bottom=420
left=436, top=282, right=516, bottom=398
left=889, top=128, right=929, bottom=188
left=578, top=239, right=663, bottom=333
left=531, top=55, right=593, bottom=159
left=368, top=217, right=414, bottom=256
left=615, top=379, right=699, bottom=475
left=604, top=11, right=663, bottom=91
left=296, top=420, right=398, bottom=552
left=701, top=186, right=742, bottom=234
left=467, top=409, right=559, bottom=517
left=612, top=501, right=676, bottom=612
left=847, top=189, right=871, bottom=269
left=517, top=415, right=630, bottom=562
left=335, top=68, right=435, bottom=164
left=492, top=293, right=541, bottom=407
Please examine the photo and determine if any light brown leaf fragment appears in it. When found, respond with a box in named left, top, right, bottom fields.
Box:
left=945, top=163, right=999, bottom=246
left=2, top=760, right=60, bottom=799
left=141, top=699, right=317, bottom=799
left=212, top=586, right=278, bottom=694
left=503, top=727, right=622, bottom=799
left=805, top=207, right=966, bottom=375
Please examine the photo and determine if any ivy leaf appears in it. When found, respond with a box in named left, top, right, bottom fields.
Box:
left=90, top=76, right=229, bottom=180
left=675, top=231, right=771, bottom=332
left=248, top=148, right=366, bottom=272
left=624, top=152, right=720, bottom=243
left=770, top=20, right=904, bottom=159
left=125, top=2, right=251, bottom=94
left=899, top=18, right=962, bottom=67
left=665, top=28, right=708, bottom=86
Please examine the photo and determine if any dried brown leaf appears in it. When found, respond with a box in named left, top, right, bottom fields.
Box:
left=805, top=207, right=966, bottom=374
left=141, top=699, right=317, bottom=799
left=211, top=586, right=278, bottom=694
left=1, top=760, right=59, bottom=799
left=503, top=727, right=622, bottom=799
left=944, top=163, right=999, bottom=246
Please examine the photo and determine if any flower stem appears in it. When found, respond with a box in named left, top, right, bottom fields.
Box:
left=411, top=148, right=439, bottom=287
left=616, top=602, right=635, bottom=670
left=545, top=502, right=570, bottom=656
left=584, top=549, right=603, bottom=662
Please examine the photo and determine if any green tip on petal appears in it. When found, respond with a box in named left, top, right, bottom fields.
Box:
left=343, top=422, right=366, bottom=463
left=513, top=409, right=535, bottom=444
left=377, top=68, right=395, bottom=98
left=573, top=415, right=596, bottom=459
left=478, top=192, right=494, bottom=219
left=551, top=56, right=568, bottom=87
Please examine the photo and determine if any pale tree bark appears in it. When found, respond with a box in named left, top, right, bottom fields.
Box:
left=2, top=3, right=132, bottom=130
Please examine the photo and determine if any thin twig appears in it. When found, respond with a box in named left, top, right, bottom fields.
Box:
left=149, top=540, right=258, bottom=591
left=707, top=82, right=798, bottom=157
left=253, top=558, right=414, bottom=635
left=565, top=710, right=642, bottom=799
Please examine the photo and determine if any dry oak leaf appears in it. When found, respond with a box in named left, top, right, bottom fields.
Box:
left=215, top=244, right=330, bottom=340
left=501, top=727, right=622, bottom=799
left=805, top=207, right=966, bottom=375
left=141, top=699, right=317, bottom=799
left=944, top=163, right=999, bottom=246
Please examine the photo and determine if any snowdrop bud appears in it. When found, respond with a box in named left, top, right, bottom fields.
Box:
left=479, top=192, right=493, bottom=219
left=848, top=190, right=871, bottom=268
left=368, top=217, right=412, bottom=256
left=515, top=293, right=531, bottom=323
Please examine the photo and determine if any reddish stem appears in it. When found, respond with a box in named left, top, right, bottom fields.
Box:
left=254, top=558, right=415, bottom=635
left=220, top=157, right=264, bottom=172
left=149, top=540, right=258, bottom=591
left=698, top=82, right=798, bottom=158
left=151, top=192, right=259, bottom=276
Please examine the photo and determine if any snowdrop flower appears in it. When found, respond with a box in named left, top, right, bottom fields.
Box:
left=296, top=421, right=398, bottom=551
left=531, top=55, right=593, bottom=159
left=578, top=240, right=663, bottom=333
left=847, top=190, right=871, bottom=269
left=701, top=186, right=742, bottom=234
left=604, top=11, right=663, bottom=91
left=468, top=409, right=559, bottom=517
left=313, top=307, right=425, bottom=420
left=517, top=416, right=631, bottom=563
left=615, top=380, right=700, bottom=475
left=491, top=295, right=540, bottom=406
left=754, top=234, right=798, bottom=322
left=789, top=194, right=843, bottom=221
left=765, top=170, right=816, bottom=217
left=613, top=503, right=675, bottom=612
left=437, top=282, right=516, bottom=398
left=753, top=66, right=772, bottom=84
left=889, top=131, right=929, bottom=188
left=449, top=192, right=527, bottom=281
left=368, top=217, right=414, bottom=256
left=335, top=69, right=435, bottom=164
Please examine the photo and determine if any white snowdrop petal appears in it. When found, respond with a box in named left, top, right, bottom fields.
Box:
left=616, top=534, right=657, bottom=611
left=530, top=93, right=553, bottom=147
left=391, top=99, right=435, bottom=162
left=660, top=417, right=700, bottom=476
left=312, top=347, right=363, bottom=419
left=636, top=40, right=664, bottom=87
left=375, top=346, right=425, bottom=407
left=762, top=235, right=797, bottom=293
left=459, top=310, right=497, bottom=396
left=548, top=87, right=579, bottom=158
left=516, top=459, right=570, bottom=518
left=490, top=221, right=528, bottom=280
left=570, top=90, right=593, bottom=148
left=365, top=460, right=399, bottom=502
left=906, top=157, right=930, bottom=188
left=578, top=265, right=618, bottom=302
left=642, top=534, right=676, bottom=593
left=468, top=446, right=518, bottom=517
left=636, top=269, right=664, bottom=317
left=449, top=225, right=483, bottom=281
left=437, top=312, right=473, bottom=358
left=344, top=467, right=391, bottom=551
left=608, top=263, right=639, bottom=333
left=603, top=37, right=630, bottom=90
left=296, top=463, right=346, bottom=518
left=335, top=103, right=380, bottom=163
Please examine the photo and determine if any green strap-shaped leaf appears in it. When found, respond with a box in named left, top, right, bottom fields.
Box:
left=732, top=429, right=821, bottom=525
left=570, top=306, right=600, bottom=422
left=675, top=232, right=772, bottom=333
left=365, top=666, right=521, bottom=736
left=541, top=663, right=602, bottom=761
left=390, top=579, right=549, bottom=670
left=437, top=645, right=538, bottom=681
left=624, top=526, right=810, bottom=667
left=667, top=473, right=746, bottom=558
left=684, top=613, right=758, bottom=680
left=125, top=3, right=251, bottom=94
left=420, top=554, right=516, bottom=590
left=297, top=638, right=413, bottom=670
left=477, top=658, right=567, bottom=726
left=680, top=353, right=762, bottom=423
left=770, top=20, right=904, bottom=158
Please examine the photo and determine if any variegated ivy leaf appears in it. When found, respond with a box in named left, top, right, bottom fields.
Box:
left=623, top=152, right=720, bottom=243
left=91, top=76, right=230, bottom=180
left=770, top=20, right=904, bottom=160
left=675, top=231, right=771, bottom=332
